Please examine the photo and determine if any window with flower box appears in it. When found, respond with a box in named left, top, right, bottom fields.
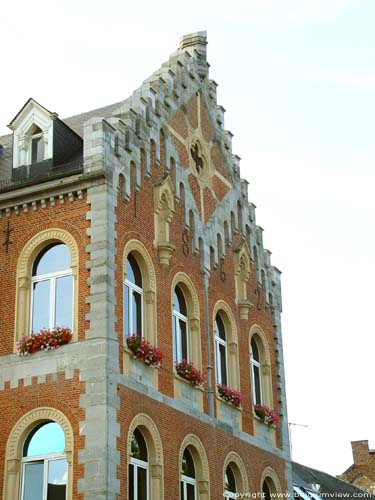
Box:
left=124, top=253, right=144, bottom=337
left=214, top=312, right=228, bottom=386
left=173, top=285, right=189, bottom=362
left=31, top=243, right=73, bottom=332
left=249, top=326, right=273, bottom=409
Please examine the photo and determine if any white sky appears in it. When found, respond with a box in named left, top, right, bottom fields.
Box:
left=1, top=0, right=374, bottom=477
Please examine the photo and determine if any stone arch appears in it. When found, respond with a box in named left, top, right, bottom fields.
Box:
left=222, top=450, right=249, bottom=494
left=179, top=434, right=210, bottom=499
left=213, top=300, right=240, bottom=390
left=260, top=466, right=282, bottom=495
left=123, top=239, right=157, bottom=345
left=127, top=413, right=164, bottom=500
left=171, top=272, right=201, bottom=369
left=3, top=407, right=74, bottom=500
left=249, top=324, right=273, bottom=407
left=15, top=228, right=79, bottom=346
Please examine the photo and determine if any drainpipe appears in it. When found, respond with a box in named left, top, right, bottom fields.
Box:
left=202, top=268, right=215, bottom=417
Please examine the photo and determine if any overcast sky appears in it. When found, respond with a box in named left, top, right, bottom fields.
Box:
left=1, top=0, right=374, bottom=476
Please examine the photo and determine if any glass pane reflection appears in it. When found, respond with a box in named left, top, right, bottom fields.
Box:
left=23, top=462, right=44, bottom=500
left=47, top=459, right=67, bottom=500
left=55, top=275, right=73, bottom=328
left=32, top=280, right=50, bottom=332
left=25, top=422, right=65, bottom=457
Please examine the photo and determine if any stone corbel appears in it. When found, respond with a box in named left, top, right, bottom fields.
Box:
left=156, top=242, right=175, bottom=268
left=6, top=459, right=20, bottom=474
left=144, top=290, right=156, bottom=304
left=237, top=299, right=253, bottom=320
left=198, top=480, right=209, bottom=494
left=150, top=464, right=162, bottom=478
left=228, top=341, right=238, bottom=355
left=189, top=318, right=200, bottom=333
left=263, top=362, right=271, bottom=376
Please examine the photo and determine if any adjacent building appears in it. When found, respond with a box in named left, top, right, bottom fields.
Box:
left=0, top=32, right=292, bottom=499
left=338, top=441, right=375, bottom=495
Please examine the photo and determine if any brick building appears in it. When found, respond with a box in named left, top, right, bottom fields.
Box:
left=0, top=32, right=292, bottom=499
left=338, top=441, right=375, bottom=495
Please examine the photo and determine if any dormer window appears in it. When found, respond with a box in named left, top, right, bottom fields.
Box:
left=30, top=125, right=44, bottom=164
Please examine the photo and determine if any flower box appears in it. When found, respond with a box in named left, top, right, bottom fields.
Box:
left=16, top=327, right=73, bottom=355
left=254, top=404, right=279, bottom=426
left=217, top=384, right=242, bottom=408
left=126, top=335, right=163, bottom=367
left=175, top=359, right=203, bottom=387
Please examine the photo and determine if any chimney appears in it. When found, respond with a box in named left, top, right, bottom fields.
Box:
left=179, top=31, right=207, bottom=56
left=351, top=440, right=370, bottom=466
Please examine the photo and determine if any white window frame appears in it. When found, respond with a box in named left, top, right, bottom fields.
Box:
left=124, top=273, right=144, bottom=337
left=21, top=451, right=67, bottom=500
left=250, top=339, right=263, bottom=405
left=30, top=131, right=45, bottom=164
left=30, top=267, right=73, bottom=333
left=214, top=318, right=228, bottom=386
left=129, top=455, right=149, bottom=500
left=181, top=473, right=197, bottom=500
left=224, top=491, right=237, bottom=500
left=173, top=306, right=189, bottom=363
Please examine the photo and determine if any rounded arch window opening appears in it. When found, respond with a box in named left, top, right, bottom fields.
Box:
left=31, top=243, right=73, bottom=333
left=172, top=285, right=189, bottom=362
left=214, top=312, right=228, bottom=386
left=21, top=421, right=67, bottom=500
left=181, top=448, right=197, bottom=500
left=224, top=464, right=237, bottom=499
left=129, top=428, right=149, bottom=500
left=124, top=253, right=144, bottom=337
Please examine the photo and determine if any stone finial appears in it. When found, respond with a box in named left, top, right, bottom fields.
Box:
left=179, top=31, right=208, bottom=55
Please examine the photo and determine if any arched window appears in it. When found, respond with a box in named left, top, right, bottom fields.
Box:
left=31, top=243, right=73, bottom=332
left=21, top=422, right=67, bottom=500
left=250, top=336, right=262, bottom=405
left=173, top=285, right=189, bottom=362
left=124, top=253, right=144, bottom=337
left=129, top=428, right=149, bottom=500
left=214, top=313, right=228, bottom=386
left=224, top=465, right=237, bottom=499
left=181, top=448, right=197, bottom=500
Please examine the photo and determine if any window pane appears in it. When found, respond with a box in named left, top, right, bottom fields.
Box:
left=32, top=280, right=51, bottom=332
left=137, top=466, right=147, bottom=500
left=55, top=275, right=73, bottom=328
left=215, top=314, right=226, bottom=341
left=251, top=338, right=260, bottom=362
left=225, top=466, right=236, bottom=492
left=33, top=244, right=71, bottom=276
left=131, top=429, right=148, bottom=461
left=129, top=464, right=134, bottom=500
left=31, top=136, right=44, bottom=163
left=47, top=459, right=67, bottom=500
left=219, top=343, right=228, bottom=386
left=187, top=483, right=196, bottom=500
left=25, top=422, right=65, bottom=457
left=181, top=449, right=195, bottom=478
left=254, top=366, right=262, bottom=405
left=124, top=285, right=130, bottom=336
left=174, top=286, right=187, bottom=316
left=181, top=482, right=184, bottom=500
left=180, top=319, right=188, bottom=361
left=126, top=254, right=142, bottom=287
left=23, top=462, right=44, bottom=500
left=132, top=291, right=142, bottom=335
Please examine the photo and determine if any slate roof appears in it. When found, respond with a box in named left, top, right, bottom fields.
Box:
left=0, top=100, right=124, bottom=182
left=293, top=461, right=375, bottom=500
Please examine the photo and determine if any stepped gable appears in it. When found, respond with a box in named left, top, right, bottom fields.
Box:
left=86, top=31, right=282, bottom=316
